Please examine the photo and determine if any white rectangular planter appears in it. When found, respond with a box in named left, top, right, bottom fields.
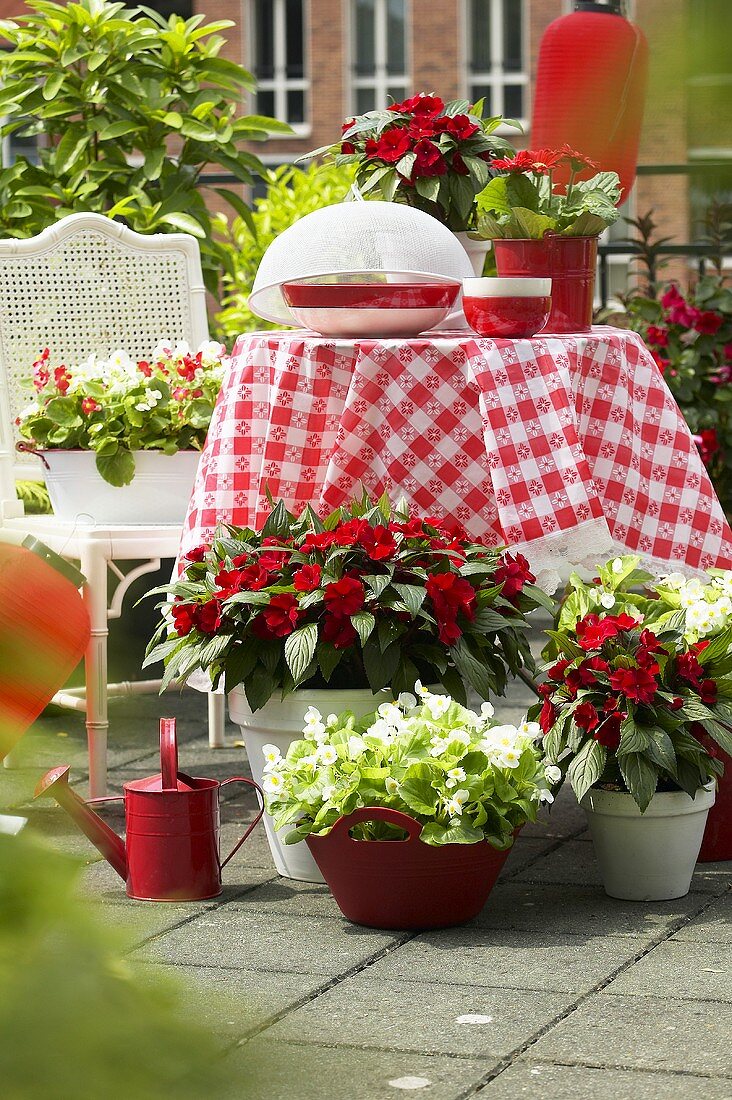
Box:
left=41, top=450, right=201, bottom=525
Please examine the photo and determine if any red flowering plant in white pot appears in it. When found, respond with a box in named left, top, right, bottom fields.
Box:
left=148, top=496, right=551, bottom=710
left=304, top=93, right=519, bottom=232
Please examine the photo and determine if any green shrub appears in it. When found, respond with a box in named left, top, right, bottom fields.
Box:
left=214, top=162, right=356, bottom=342
left=0, top=0, right=290, bottom=297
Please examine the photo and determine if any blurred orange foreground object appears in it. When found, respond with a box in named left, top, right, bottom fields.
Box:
left=0, top=536, right=90, bottom=759
left=531, top=0, right=649, bottom=202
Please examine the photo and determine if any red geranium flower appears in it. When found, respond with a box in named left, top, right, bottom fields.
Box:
left=324, top=576, right=365, bottom=616
left=412, top=138, right=447, bottom=178
left=374, top=128, right=412, bottom=163
left=293, top=563, right=322, bottom=592
left=608, top=666, right=659, bottom=704
left=494, top=552, right=535, bottom=603
left=251, top=594, right=300, bottom=639
left=322, top=613, right=357, bottom=649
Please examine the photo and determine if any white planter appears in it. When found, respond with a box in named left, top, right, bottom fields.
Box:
left=228, top=686, right=384, bottom=883
left=41, top=450, right=201, bottom=525
left=454, top=231, right=492, bottom=278
left=581, top=783, right=716, bottom=901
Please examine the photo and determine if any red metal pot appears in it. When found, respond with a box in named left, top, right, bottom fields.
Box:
left=699, top=749, right=732, bottom=862
left=35, top=718, right=264, bottom=901
left=494, top=236, right=598, bottom=334
left=306, top=807, right=513, bottom=930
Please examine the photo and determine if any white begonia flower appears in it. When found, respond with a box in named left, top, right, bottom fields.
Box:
left=589, top=587, right=603, bottom=603
left=261, top=743, right=282, bottom=771
left=448, top=728, right=472, bottom=746
left=108, top=349, right=135, bottom=372
left=348, top=735, right=367, bottom=758
left=397, top=692, right=417, bottom=710
left=661, top=571, right=687, bottom=590
left=600, top=592, right=616, bottom=609
left=445, top=766, right=466, bottom=789
left=385, top=777, right=399, bottom=796
left=480, top=701, right=495, bottom=720
left=426, top=694, right=450, bottom=719
left=300, top=753, right=319, bottom=769
left=445, top=788, right=469, bottom=817
left=134, top=401, right=150, bottom=411
left=429, top=737, right=448, bottom=758
left=612, top=558, right=625, bottom=574
left=153, top=340, right=173, bottom=359
left=545, top=764, right=562, bottom=784
left=173, top=340, right=191, bottom=357
left=378, top=701, right=403, bottom=725
left=321, top=783, right=336, bottom=802
left=518, top=720, right=541, bottom=739
left=198, top=339, right=225, bottom=360
left=498, top=747, right=521, bottom=768
left=302, top=706, right=326, bottom=740
left=414, top=679, right=430, bottom=698
left=367, top=718, right=395, bottom=742
left=326, top=713, right=338, bottom=727
left=539, top=788, right=555, bottom=803
left=315, top=744, right=338, bottom=766
left=262, top=773, right=285, bottom=795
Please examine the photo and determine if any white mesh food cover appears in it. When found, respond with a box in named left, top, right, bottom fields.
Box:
left=248, top=200, right=475, bottom=326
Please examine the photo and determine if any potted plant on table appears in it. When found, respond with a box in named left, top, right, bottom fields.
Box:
left=533, top=556, right=732, bottom=900
left=17, top=340, right=227, bottom=524
left=305, top=93, right=519, bottom=275
left=263, top=687, right=555, bottom=929
left=148, top=496, right=551, bottom=880
left=474, top=147, right=622, bottom=332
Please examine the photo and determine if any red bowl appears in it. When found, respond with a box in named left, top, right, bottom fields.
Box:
left=280, top=280, right=460, bottom=337
left=464, top=295, right=552, bottom=339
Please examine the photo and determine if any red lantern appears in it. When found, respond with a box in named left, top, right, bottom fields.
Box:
left=0, top=536, right=89, bottom=759
left=531, top=0, right=649, bottom=203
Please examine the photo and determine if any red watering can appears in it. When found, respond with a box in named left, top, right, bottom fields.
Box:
left=35, top=718, right=264, bottom=901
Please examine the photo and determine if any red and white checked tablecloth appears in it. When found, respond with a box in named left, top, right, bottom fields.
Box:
left=180, top=326, right=732, bottom=589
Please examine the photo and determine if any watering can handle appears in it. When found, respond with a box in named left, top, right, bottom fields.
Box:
left=219, top=776, right=265, bottom=869
left=160, top=718, right=178, bottom=791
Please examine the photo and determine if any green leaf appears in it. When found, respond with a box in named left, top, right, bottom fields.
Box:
left=511, top=206, right=557, bottom=239
left=362, top=635, right=400, bottom=691
left=618, top=722, right=651, bottom=755
left=617, top=752, right=658, bottom=813
left=98, top=120, right=139, bottom=139
left=476, top=176, right=510, bottom=216
left=419, top=819, right=485, bottom=846
left=567, top=738, right=607, bottom=802
left=224, top=643, right=257, bottom=694
left=350, top=611, right=376, bottom=647
left=284, top=623, right=318, bottom=685
left=399, top=771, right=439, bottom=815
left=42, top=70, right=65, bottom=101
left=244, top=664, right=275, bottom=712
left=450, top=637, right=491, bottom=699
left=317, top=642, right=343, bottom=682
left=261, top=499, right=292, bottom=538
left=44, top=397, right=81, bottom=427
left=391, top=583, right=426, bottom=615
left=364, top=574, right=391, bottom=599
left=157, top=211, right=206, bottom=238
left=95, top=447, right=136, bottom=487
left=414, top=175, right=440, bottom=202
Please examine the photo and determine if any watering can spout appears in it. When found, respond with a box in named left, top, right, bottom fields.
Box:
left=34, top=766, right=128, bottom=882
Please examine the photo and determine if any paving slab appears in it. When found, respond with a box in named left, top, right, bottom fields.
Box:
left=264, top=975, right=574, bottom=1058
left=671, top=893, right=732, bottom=943
left=225, top=877, right=344, bottom=921
left=365, top=929, right=640, bottom=995
left=133, top=962, right=328, bottom=1043
left=529, top=993, right=732, bottom=1076
left=78, top=852, right=276, bottom=903
left=221, top=1039, right=494, bottom=1100
left=604, top=940, right=732, bottom=1002
left=521, top=787, right=589, bottom=840
left=470, top=881, right=714, bottom=939
left=482, top=1061, right=732, bottom=1099
left=132, top=907, right=403, bottom=976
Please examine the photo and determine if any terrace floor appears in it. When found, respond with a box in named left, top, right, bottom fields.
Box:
left=4, top=661, right=732, bottom=1100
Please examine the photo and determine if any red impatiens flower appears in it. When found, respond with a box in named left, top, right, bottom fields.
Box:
left=693, top=310, right=724, bottom=336
left=341, top=141, right=355, bottom=155
left=251, top=594, right=300, bottom=639
left=646, top=325, right=669, bottom=347
left=215, top=563, right=270, bottom=597
left=374, top=128, right=412, bottom=163
left=575, top=612, right=639, bottom=651
left=693, top=428, right=720, bottom=466
left=426, top=572, right=477, bottom=645
left=594, top=712, right=622, bottom=750
left=324, top=576, right=365, bottom=616
left=390, top=93, right=445, bottom=118
left=699, top=678, right=718, bottom=705
left=193, top=599, right=222, bottom=635
left=359, top=524, right=397, bottom=561
left=494, top=552, right=535, bottom=603
left=565, top=656, right=610, bottom=696
left=675, top=649, right=705, bottom=688
left=446, top=113, right=480, bottom=141
left=333, top=518, right=371, bottom=546
left=574, top=701, right=600, bottom=731
left=301, top=531, right=338, bottom=553
left=293, top=563, right=322, bottom=592
left=172, top=602, right=196, bottom=636
left=548, top=657, right=572, bottom=682
left=412, top=138, right=447, bottom=178
left=539, top=698, right=557, bottom=733
left=608, top=665, right=659, bottom=704
left=321, top=613, right=357, bottom=649
left=185, top=545, right=208, bottom=563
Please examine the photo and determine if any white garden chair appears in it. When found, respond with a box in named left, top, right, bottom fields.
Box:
left=0, top=213, right=225, bottom=796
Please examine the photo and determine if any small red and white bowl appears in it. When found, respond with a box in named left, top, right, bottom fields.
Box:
left=462, top=277, right=552, bottom=338
left=281, top=278, right=461, bottom=338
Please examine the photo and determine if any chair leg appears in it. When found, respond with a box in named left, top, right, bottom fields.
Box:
left=80, top=543, right=109, bottom=798
left=208, top=692, right=226, bottom=749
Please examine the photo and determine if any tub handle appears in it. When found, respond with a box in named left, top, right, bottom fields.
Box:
left=329, top=806, right=423, bottom=843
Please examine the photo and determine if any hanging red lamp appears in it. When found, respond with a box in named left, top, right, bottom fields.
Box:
left=0, top=535, right=89, bottom=759
left=531, top=0, right=649, bottom=203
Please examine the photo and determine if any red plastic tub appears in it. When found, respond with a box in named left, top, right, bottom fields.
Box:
left=306, top=807, right=513, bottom=930
left=699, top=748, right=732, bottom=862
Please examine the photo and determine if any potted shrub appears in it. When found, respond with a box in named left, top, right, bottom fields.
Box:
left=17, top=340, right=227, bottom=523
left=474, top=147, right=622, bottom=332
left=263, top=687, right=555, bottom=928
left=533, top=556, right=732, bottom=900
left=149, top=496, right=551, bottom=880
left=305, top=93, right=519, bottom=275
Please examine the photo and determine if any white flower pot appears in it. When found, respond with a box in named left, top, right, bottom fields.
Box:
left=454, top=231, right=492, bottom=278
left=580, top=783, right=716, bottom=901
left=41, top=450, right=201, bottom=525
left=228, top=686, right=383, bottom=883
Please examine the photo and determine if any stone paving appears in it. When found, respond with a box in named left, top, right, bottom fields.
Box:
left=4, top=673, right=732, bottom=1100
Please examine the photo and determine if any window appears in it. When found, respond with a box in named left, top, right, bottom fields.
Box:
left=251, top=0, right=308, bottom=132
left=351, top=0, right=408, bottom=114
left=142, top=0, right=193, bottom=17
left=466, top=0, right=527, bottom=125
left=687, top=0, right=731, bottom=233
